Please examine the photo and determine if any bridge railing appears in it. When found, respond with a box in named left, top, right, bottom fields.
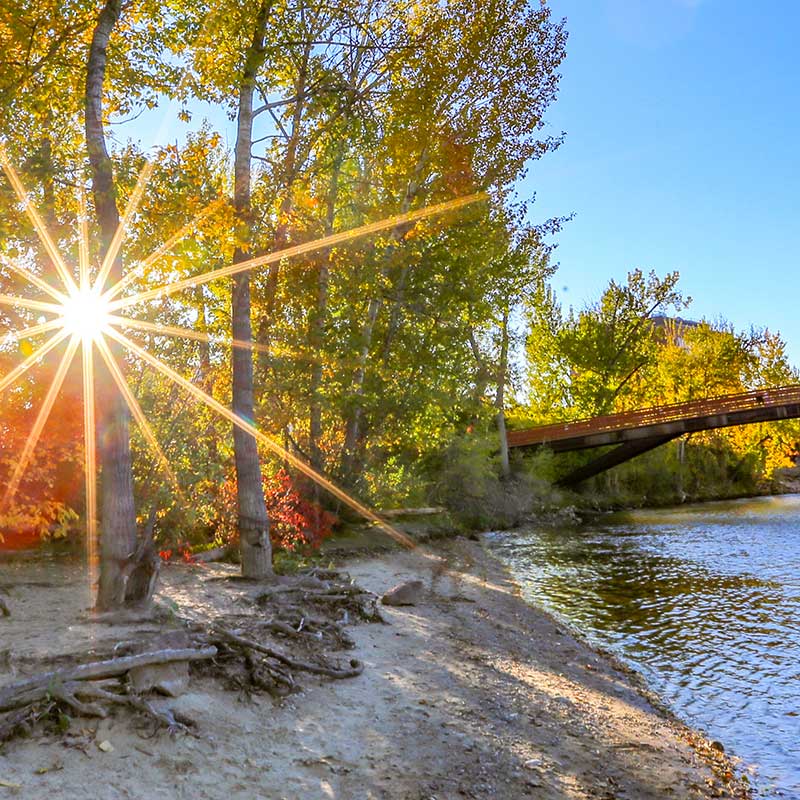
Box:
left=507, top=384, right=800, bottom=447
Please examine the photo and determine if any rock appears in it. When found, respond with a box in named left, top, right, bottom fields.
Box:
left=381, top=580, right=424, bottom=606
left=523, top=758, right=542, bottom=770
left=97, top=740, right=114, bottom=753
left=128, top=660, right=189, bottom=697
left=192, top=546, right=230, bottom=563
left=710, top=740, right=725, bottom=753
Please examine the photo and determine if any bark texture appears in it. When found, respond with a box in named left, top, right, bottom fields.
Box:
left=85, top=0, right=142, bottom=610
left=232, top=2, right=273, bottom=578
left=308, top=154, right=342, bottom=474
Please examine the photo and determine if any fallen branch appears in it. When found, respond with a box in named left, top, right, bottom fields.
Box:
left=0, top=647, right=217, bottom=713
left=380, top=506, right=445, bottom=518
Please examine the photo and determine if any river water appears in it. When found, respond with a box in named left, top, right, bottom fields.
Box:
left=488, top=495, right=800, bottom=797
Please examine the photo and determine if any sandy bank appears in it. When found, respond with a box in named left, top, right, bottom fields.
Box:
left=0, top=539, right=749, bottom=799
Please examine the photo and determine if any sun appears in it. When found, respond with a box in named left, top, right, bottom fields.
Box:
left=0, top=140, right=482, bottom=555
left=59, top=287, right=111, bottom=343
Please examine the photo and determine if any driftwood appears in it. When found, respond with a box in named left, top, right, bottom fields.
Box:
left=380, top=506, right=445, bottom=518
left=0, top=647, right=217, bottom=713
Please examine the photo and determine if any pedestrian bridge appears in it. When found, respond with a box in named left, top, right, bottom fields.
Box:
left=507, top=385, right=800, bottom=486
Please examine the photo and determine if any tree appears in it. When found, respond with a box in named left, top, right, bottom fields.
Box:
left=534, top=269, right=689, bottom=417
left=336, top=0, right=567, bottom=481
left=85, top=0, right=149, bottom=609
left=1, top=0, right=573, bottom=563
left=230, top=2, right=273, bottom=578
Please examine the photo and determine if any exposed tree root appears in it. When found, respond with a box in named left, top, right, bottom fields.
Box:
left=253, top=574, right=387, bottom=625
left=0, top=568, right=379, bottom=746
left=208, top=626, right=363, bottom=679
left=0, top=648, right=217, bottom=713
left=0, top=646, right=217, bottom=716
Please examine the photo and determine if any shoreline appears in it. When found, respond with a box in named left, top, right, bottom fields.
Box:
left=571, top=484, right=800, bottom=519
left=478, top=536, right=753, bottom=798
left=0, top=538, right=752, bottom=799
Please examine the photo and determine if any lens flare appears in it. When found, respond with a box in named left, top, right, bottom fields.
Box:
left=59, top=288, right=111, bottom=343
left=0, top=144, right=485, bottom=560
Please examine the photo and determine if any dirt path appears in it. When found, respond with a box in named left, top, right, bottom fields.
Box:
left=0, top=540, right=748, bottom=799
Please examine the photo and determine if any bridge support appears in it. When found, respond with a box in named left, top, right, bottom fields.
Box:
left=556, top=434, right=680, bottom=487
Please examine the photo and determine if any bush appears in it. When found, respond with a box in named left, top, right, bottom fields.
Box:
left=428, top=434, right=562, bottom=530
left=217, top=467, right=336, bottom=554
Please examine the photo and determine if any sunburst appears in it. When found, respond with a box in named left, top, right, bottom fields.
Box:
left=0, top=140, right=486, bottom=570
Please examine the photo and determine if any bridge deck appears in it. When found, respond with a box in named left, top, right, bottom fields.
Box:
left=507, top=385, right=800, bottom=453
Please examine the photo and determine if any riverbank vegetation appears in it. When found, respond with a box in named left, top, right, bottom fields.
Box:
left=516, top=269, right=800, bottom=514
left=1, top=0, right=797, bottom=565
left=0, top=0, right=566, bottom=563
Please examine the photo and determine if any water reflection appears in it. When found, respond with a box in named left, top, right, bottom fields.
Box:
left=491, top=495, right=800, bottom=797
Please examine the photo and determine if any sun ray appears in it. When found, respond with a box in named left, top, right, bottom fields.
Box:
left=81, top=339, right=98, bottom=581
left=2, top=335, right=80, bottom=509
left=105, top=197, right=227, bottom=302
left=95, top=160, right=157, bottom=293
left=107, top=315, right=271, bottom=354
left=108, top=315, right=364, bottom=369
left=78, top=188, right=91, bottom=291
left=0, top=143, right=78, bottom=294
left=0, top=329, right=70, bottom=395
left=3, top=318, right=63, bottom=344
left=109, top=193, right=487, bottom=313
left=3, top=259, right=69, bottom=304
left=0, top=292, right=62, bottom=316
left=106, top=327, right=415, bottom=549
left=95, top=335, right=182, bottom=496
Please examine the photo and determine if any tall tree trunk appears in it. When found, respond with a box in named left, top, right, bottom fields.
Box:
left=195, top=284, right=219, bottom=468
left=254, top=40, right=312, bottom=394
left=340, top=152, right=428, bottom=479
left=308, top=153, right=343, bottom=475
left=495, top=308, right=511, bottom=480
left=467, top=327, right=491, bottom=419
left=262, top=43, right=310, bottom=322
left=232, top=2, right=273, bottom=579
left=85, top=0, right=141, bottom=609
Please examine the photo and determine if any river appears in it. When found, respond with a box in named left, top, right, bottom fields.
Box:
left=488, top=494, right=800, bottom=798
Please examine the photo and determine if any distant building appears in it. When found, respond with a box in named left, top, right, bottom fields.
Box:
left=650, top=315, right=701, bottom=349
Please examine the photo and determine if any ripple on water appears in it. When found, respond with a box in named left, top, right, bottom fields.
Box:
left=490, top=494, right=800, bottom=797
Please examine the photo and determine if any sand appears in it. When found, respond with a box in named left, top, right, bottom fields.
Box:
left=0, top=538, right=749, bottom=799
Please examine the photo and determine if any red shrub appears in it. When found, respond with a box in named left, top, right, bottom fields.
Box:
left=218, top=468, right=335, bottom=553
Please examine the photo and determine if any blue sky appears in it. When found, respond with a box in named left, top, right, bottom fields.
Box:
left=520, top=0, right=800, bottom=366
